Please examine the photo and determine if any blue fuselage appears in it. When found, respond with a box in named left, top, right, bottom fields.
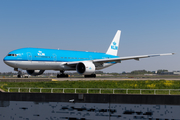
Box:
left=4, top=48, right=119, bottom=62
left=3, top=48, right=119, bottom=71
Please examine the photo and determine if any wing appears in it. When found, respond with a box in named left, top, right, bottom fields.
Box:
left=65, top=53, right=174, bottom=66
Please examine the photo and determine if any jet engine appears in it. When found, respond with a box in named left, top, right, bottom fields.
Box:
left=76, top=61, right=95, bottom=75
left=27, top=70, right=45, bottom=76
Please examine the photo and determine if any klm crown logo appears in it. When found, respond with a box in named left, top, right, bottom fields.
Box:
left=113, top=42, right=116, bottom=45
left=111, top=41, right=118, bottom=50
left=37, top=51, right=45, bottom=56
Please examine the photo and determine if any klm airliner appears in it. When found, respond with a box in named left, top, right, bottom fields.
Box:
left=3, top=30, right=174, bottom=78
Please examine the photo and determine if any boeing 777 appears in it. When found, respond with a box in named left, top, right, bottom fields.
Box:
left=3, top=30, right=174, bottom=78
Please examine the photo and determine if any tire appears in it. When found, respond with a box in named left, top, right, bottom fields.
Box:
left=17, top=75, right=22, bottom=78
left=57, top=74, right=69, bottom=78
left=84, top=74, right=96, bottom=78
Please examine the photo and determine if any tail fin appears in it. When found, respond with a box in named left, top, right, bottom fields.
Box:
left=106, top=30, right=121, bottom=56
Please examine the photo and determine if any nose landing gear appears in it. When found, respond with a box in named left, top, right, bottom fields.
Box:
left=14, top=68, right=23, bottom=78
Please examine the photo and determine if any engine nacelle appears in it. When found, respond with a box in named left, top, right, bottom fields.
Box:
left=76, top=62, right=95, bottom=75
left=26, top=70, right=45, bottom=76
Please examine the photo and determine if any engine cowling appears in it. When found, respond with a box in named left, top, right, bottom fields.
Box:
left=26, top=70, right=45, bottom=76
left=76, top=62, right=95, bottom=75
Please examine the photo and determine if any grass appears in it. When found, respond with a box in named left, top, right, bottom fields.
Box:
left=1, top=80, right=180, bottom=94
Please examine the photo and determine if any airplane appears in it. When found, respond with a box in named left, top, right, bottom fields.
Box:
left=3, top=30, right=174, bottom=78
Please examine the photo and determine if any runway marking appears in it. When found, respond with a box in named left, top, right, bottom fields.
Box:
left=121, top=79, right=132, bottom=80
left=52, top=79, right=58, bottom=81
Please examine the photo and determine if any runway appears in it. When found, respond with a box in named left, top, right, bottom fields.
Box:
left=52, top=78, right=180, bottom=81
left=1, top=77, right=180, bottom=82
left=0, top=78, right=52, bottom=82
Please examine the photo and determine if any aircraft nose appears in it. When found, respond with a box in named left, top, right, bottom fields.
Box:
left=3, top=57, right=6, bottom=62
left=3, top=57, right=16, bottom=68
left=3, top=57, right=8, bottom=64
left=3, top=56, right=12, bottom=65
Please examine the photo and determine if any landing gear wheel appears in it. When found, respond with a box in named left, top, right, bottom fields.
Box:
left=17, top=75, right=22, bottom=78
left=17, top=71, right=22, bottom=78
left=57, top=74, right=60, bottom=78
left=57, top=74, right=69, bottom=78
left=57, top=70, right=69, bottom=78
left=84, top=74, right=96, bottom=78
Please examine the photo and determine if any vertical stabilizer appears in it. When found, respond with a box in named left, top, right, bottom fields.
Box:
left=106, top=30, right=121, bottom=56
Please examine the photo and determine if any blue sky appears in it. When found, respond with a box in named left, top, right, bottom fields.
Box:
left=0, top=0, right=179, bottom=73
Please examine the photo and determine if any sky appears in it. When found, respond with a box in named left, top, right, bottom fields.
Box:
left=0, top=0, right=179, bottom=73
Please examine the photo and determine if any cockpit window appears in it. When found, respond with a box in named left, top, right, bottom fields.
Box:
left=7, top=54, right=17, bottom=57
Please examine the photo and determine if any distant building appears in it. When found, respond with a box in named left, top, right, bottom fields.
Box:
left=159, top=71, right=180, bottom=75
left=152, top=71, right=157, bottom=74
left=96, top=74, right=102, bottom=76
left=144, top=74, right=157, bottom=76
left=173, top=71, right=180, bottom=75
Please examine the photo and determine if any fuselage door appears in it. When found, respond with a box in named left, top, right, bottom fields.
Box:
left=53, top=54, right=57, bottom=62
left=27, top=52, right=32, bottom=61
left=89, top=56, right=92, bottom=60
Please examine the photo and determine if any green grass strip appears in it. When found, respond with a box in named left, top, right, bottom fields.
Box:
left=1, top=80, right=180, bottom=94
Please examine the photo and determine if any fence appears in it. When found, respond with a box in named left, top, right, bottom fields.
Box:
left=6, top=87, right=180, bottom=95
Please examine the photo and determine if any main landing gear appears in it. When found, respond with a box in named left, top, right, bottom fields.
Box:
left=57, top=71, right=69, bottom=78
left=17, top=71, right=23, bottom=78
left=84, top=74, right=96, bottom=78
left=56, top=71, right=96, bottom=78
